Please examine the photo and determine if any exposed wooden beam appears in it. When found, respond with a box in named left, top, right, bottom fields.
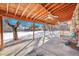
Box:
left=21, top=4, right=31, bottom=17
left=41, top=3, right=76, bottom=22
left=6, top=3, right=9, bottom=14
left=0, top=10, right=52, bottom=25
left=47, top=3, right=58, bottom=10
left=15, top=3, right=20, bottom=15
left=37, top=13, right=47, bottom=20
left=26, top=4, right=38, bottom=18
left=31, top=9, right=42, bottom=19
left=0, top=16, right=4, bottom=49
left=35, top=4, right=57, bottom=20
left=33, top=4, right=48, bottom=19
left=28, top=4, right=55, bottom=25
left=41, top=4, right=62, bottom=22
left=31, top=4, right=48, bottom=19
left=52, top=4, right=70, bottom=14
left=33, top=10, right=47, bottom=20
left=48, top=4, right=64, bottom=12
left=51, top=4, right=68, bottom=13
left=53, top=4, right=76, bottom=21
left=44, top=3, right=51, bottom=7
left=34, top=4, right=52, bottom=21
left=32, top=4, right=51, bottom=23
left=33, top=13, right=53, bottom=24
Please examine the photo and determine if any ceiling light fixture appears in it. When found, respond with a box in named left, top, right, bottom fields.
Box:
left=45, top=12, right=60, bottom=25
left=46, top=12, right=59, bottom=20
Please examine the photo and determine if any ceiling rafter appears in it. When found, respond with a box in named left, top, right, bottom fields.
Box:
left=52, top=4, right=70, bottom=14
left=44, top=3, right=51, bottom=7
left=33, top=10, right=47, bottom=20
left=53, top=5, right=73, bottom=16
left=26, top=4, right=38, bottom=18
left=50, top=4, right=65, bottom=12
left=32, top=4, right=48, bottom=21
left=36, top=3, right=57, bottom=19
left=0, top=3, right=77, bottom=25
left=25, top=4, right=35, bottom=17
left=46, top=3, right=58, bottom=10
left=15, top=3, right=20, bottom=15
left=39, top=16, right=48, bottom=23
left=63, top=4, right=77, bottom=20
left=6, top=3, right=9, bottom=14
left=37, top=5, right=55, bottom=21
left=0, top=10, right=51, bottom=25
left=40, top=4, right=66, bottom=24
left=37, top=13, right=48, bottom=20
left=53, top=4, right=76, bottom=20
left=40, top=4, right=76, bottom=21
left=31, top=4, right=57, bottom=25
left=32, top=13, right=48, bottom=24
left=34, top=14, right=54, bottom=25
left=30, top=4, right=48, bottom=19
left=31, top=8, right=45, bottom=19
left=21, top=4, right=31, bottom=17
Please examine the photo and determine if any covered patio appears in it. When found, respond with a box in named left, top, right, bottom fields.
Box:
left=0, top=3, right=79, bottom=56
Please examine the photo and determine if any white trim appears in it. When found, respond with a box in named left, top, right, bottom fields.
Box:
left=0, top=0, right=79, bottom=3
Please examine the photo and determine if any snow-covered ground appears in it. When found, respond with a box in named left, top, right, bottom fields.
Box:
left=3, top=31, right=70, bottom=43
left=3, top=31, right=43, bottom=42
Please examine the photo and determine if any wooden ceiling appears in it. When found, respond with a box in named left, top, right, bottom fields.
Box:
left=0, top=3, right=77, bottom=25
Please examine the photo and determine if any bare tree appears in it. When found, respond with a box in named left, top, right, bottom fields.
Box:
left=5, top=20, right=20, bottom=40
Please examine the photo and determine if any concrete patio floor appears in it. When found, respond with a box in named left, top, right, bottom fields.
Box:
left=27, top=37, right=79, bottom=56
left=0, top=32, right=79, bottom=56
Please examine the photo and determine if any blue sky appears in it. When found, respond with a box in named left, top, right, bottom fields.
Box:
left=4, top=18, right=44, bottom=27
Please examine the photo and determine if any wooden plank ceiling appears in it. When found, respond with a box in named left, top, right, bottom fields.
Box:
left=0, top=3, right=77, bottom=25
